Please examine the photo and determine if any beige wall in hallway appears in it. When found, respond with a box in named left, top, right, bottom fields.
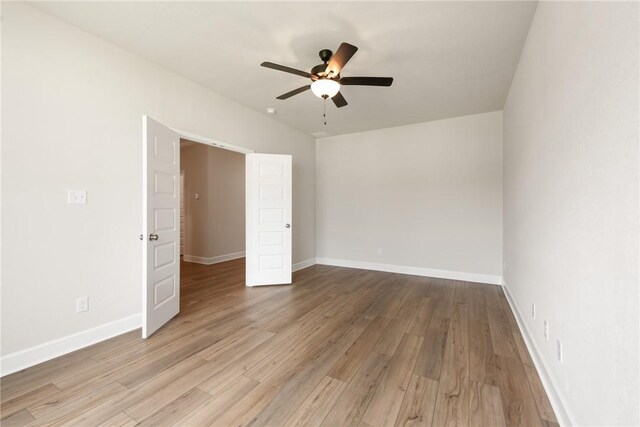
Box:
left=181, top=143, right=245, bottom=260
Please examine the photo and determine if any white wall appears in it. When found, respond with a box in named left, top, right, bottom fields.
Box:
left=1, top=3, right=315, bottom=359
left=503, top=2, right=639, bottom=425
left=316, top=111, right=503, bottom=282
left=182, top=143, right=245, bottom=260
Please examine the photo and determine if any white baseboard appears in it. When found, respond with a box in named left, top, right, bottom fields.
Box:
left=292, top=258, right=317, bottom=272
left=315, top=257, right=502, bottom=285
left=501, top=280, right=574, bottom=426
left=183, top=251, right=245, bottom=265
left=1, top=314, right=141, bottom=377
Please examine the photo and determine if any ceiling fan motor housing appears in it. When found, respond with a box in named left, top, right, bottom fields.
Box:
left=311, top=63, right=331, bottom=77
left=319, top=49, right=333, bottom=63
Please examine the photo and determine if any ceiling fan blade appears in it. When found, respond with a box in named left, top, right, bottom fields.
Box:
left=340, top=77, right=393, bottom=87
left=276, top=85, right=311, bottom=100
left=325, top=43, right=358, bottom=77
left=261, top=62, right=313, bottom=79
left=332, top=91, right=348, bottom=108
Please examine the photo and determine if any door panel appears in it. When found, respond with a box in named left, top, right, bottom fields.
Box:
left=246, top=154, right=292, bottom=286
left=143, top=116, right=180, bottom=337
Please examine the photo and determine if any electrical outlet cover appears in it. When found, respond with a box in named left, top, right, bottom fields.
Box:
left=531, top=303, right=536, bottom=319
left=556, top=339, right=563, bottom=363
left=544, top=320, right=549, bottom=339
left=76, top=297, right=89, bottom=313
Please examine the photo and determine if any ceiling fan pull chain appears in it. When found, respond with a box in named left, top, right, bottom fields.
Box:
left=323, top=96, right=327, bottom=126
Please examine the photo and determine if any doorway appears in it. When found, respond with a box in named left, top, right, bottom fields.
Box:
left=180, top=139, right=246, bottom=266
left=142, top=116, right=293, bottom=338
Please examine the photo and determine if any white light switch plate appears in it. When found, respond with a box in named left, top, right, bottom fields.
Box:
left=68, top=190, right=87, bottom=205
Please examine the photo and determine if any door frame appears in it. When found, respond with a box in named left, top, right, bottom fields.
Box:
left=180, top=170, right=185, bottom=257
left=172, top=128, right=254, bottom=155
left=142, top=117, right=254, bottom=337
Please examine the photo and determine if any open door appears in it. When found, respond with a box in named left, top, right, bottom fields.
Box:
left=142, top=116, right=180, bottom=338
left=246, top=154, right=292, bottom=286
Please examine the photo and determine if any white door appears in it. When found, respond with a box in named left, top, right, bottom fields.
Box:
left=142, top=116, right=180, bottom=337
left=246, top=154, right=292, bottom=286
left=180, top=171, right=185, bottom=256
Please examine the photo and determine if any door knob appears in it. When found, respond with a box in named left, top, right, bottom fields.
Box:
left=149, top=233, right=159, bottom=241
left=285, top=223, right=291, bottom=229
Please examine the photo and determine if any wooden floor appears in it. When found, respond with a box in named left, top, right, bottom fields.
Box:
left=1, top=259, right=557, bottom=426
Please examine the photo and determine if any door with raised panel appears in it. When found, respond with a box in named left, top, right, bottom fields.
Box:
left=142, top=116, right=180, bottom=337
left=246, top=153, right=292, bottom=286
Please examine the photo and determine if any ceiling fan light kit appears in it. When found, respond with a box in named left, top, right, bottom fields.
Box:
left=310, top=79, right=340, bottom=98
left=260, top=42, right=394, bottom=116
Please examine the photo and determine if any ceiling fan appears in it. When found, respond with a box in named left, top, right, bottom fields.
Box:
left=261, top=42, right=393, bottom=108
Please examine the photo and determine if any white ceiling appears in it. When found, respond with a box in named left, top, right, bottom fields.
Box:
left=31, top=1, right=537, bottom=137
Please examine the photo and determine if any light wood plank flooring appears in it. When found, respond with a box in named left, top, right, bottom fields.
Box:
left=1, top=259, right=558, bottom=426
